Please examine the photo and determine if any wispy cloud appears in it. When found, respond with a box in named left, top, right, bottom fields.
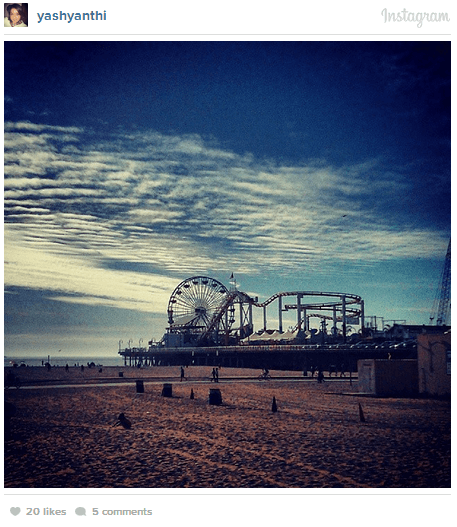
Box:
left=4, top=121, right=448, bottom=313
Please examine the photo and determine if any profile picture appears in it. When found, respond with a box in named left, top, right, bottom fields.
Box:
left=4, top=3, right=28, bottom=27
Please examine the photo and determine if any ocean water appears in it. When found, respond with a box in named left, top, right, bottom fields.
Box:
left=4, top=355, right=125, bottom=368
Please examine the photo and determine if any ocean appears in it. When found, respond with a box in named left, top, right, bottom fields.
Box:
left=4, top=355, right=125, bottom=368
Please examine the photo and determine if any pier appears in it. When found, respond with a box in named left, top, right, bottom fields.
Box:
left=119, top=343, right=417, bottom=372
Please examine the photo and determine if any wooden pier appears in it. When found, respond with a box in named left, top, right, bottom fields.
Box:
left=119, top=343, right=417, bottom=372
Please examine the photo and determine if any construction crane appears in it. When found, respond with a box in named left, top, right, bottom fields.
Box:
left=430, top=239, right=451, bottom=326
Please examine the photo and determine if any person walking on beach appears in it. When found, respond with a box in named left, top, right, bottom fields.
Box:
left=180, top=366, right=185, bottom=382
left=211, top=368, right=216, bottom=382
left=317, top=369, right=325, bottom=383
left=215, top=367, right=219, bottom=383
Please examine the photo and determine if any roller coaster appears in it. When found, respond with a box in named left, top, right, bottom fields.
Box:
left=117, top=275, right=426, bottom=370
left=164, top=275, right=364, bottom=347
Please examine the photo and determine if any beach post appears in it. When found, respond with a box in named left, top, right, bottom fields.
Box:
left=209, top=388, right=222, bottom=405
left=162, top=383, right=173, bottom=397
left=272, top=396, right=278, bottom=412
left=358, top=402, right=366, bottom=422
left=136, top=380, right=144, bottom=393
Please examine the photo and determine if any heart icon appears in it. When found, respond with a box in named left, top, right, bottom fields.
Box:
left=10, top=508, right=21, bottom=516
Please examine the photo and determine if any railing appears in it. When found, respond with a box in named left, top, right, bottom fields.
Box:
left=119, top=343, right=396, bottom=356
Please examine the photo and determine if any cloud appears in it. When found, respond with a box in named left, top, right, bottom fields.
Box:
left=5, top=121, right=83, bottom=133
left=4, top=225, right=175, bottom=314
left=4, top=121, right=449, bottom=315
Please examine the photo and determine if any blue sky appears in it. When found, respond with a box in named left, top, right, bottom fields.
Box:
left=4, top=41, right=450, bottom=358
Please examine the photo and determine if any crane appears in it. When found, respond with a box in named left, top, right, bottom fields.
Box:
left=430, top=239, right=451, bottom=326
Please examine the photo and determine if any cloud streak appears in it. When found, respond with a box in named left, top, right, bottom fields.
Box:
left=4, top=121, right=449, bottom=315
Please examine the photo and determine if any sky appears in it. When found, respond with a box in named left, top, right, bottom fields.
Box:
left=3, top=41, right=451, bottom=359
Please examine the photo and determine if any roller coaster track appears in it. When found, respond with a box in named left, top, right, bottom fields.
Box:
left=198, top=290, right=362, bottom=342
left=251, top=290, right=362, bottom=308
left=197, top=291, right=241, bottom=342
left=284, top=303, right=361, bottom=314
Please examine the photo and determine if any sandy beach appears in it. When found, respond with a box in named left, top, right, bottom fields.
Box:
left=4, top=366, right=451, bottom=488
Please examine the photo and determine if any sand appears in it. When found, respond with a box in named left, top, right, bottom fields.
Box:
left=4, top=366, right=451, bottom=488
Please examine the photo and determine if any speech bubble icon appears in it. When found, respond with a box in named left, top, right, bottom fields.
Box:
left=75, top=507, right=86, bottom=516
left=10, top=507, right=21, bottom=516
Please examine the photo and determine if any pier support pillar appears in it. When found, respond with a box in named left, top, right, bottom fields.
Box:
left=278, top=296, right=283, bottom=333
left=342, top=295, right=347, bottom=343
left=297, top=294, right=302, bottom=330
left=360, top=300, right=365, bottom=333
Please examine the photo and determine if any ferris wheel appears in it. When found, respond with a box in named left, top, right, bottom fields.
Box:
left=167, top=276, right=230, bottom=332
